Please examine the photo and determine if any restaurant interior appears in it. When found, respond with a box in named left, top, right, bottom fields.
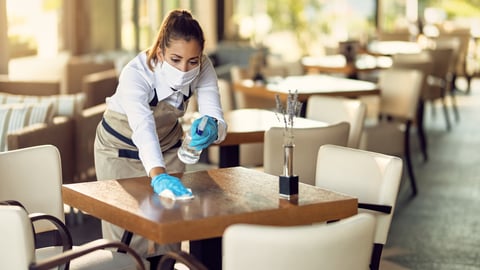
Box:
left=1, top=0, right=480, bottom=269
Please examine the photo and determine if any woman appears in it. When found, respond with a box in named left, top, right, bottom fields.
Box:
left=94, top=9, right=227, bottom=262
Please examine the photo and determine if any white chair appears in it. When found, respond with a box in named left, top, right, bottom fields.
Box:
left=0, top=204, right=145, bottom=270
left=360, top=68, right=423, bottom=196
left=156, top=213, right=375, bottom=270
left=306, top=95, right=366, bottom=148
left=208, top=79, right=264, bottom=167
left=391, top=51, right=433, bottom=161
left=0, top=145, right=149, bottom=269
left=315, top=144, right=403, bottom=270
left=263, top=122, right=349, bottom=186
left=425, top=47, right=457, bottom=130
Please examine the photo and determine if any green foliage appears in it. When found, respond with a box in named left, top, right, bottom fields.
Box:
left=43, top=0, right=61, bottom=10
left=266, top=0, right=324, bottom=55
left=419, top=0, right=480, bottom=18
left=442, top=0, right=480, bottom=18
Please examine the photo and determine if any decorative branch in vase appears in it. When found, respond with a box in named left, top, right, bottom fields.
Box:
left=274, top=90, right=303, bottom=199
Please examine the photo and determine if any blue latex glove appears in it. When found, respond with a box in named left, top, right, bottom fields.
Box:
left=189, top=116, right=218, bottom=150
left=150, top=173, right=192, bottom=197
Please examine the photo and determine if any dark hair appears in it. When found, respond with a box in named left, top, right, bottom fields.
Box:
left=146, top=9, right=205, bottom=71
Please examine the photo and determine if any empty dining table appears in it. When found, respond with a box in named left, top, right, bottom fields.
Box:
left=367, top=40, right=423, bottom=56
left=233, top=74, right=380, bottom=107
left=301, top=54, right=392, bottom=78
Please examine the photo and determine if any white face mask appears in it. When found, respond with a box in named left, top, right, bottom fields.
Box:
left=161, top=60, right=200, bottom=90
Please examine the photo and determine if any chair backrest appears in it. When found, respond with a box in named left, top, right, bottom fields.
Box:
left=315, top=144, right=403, bottom=245
left=306, top=95, right=366, bottom=148
left=218, top=78, right=235, bottom=111
left=435, top=33, right=469, bottom=75
left=377, top=68, right=423, bottom=121
left=75, top=103, right=106, bottom=182
left=425, top=47, right=455, bottom=79
left=263, top=122, right=349, bottom=185
left=222, top=213, right=375, bottom=270
left=0, top=145, right=64, bottom=233
left=0, top=205, right=36, bottom=270
left=391, top=51, right=433, bottom=100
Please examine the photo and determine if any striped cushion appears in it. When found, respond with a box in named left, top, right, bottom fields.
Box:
left=0, top=93, right=85, bottom=118
left=6, top=103, right=31, bottom=134
left=0, top=92, right=85, bottom=151
left=0, top=102, right=55, bottom=151
left=28, top=102, right=55, bottom=125
left=0, top=106, right=12, bottom=151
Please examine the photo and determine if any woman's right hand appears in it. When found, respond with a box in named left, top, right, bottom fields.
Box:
left=150, top=173, right=192, bottom=196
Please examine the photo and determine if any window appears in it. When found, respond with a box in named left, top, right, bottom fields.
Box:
left=119, top=0, right=195, bottom=52
left=230, top=0, right=376, bottom=61
left=6, top=0, right=63, bottom=58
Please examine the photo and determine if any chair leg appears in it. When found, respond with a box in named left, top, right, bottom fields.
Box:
left=416, top=100, right=428, bottom=162
left=440, top=97, right=452, bottom=131
left=449, top=87, right=460, bottom=122
left=404, top=123, right=417, bottom=196
left=465, top=74, right=472, bottom=95
left=370, top=243, right=383, bottom=270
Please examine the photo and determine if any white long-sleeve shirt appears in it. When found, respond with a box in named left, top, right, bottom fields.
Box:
left=106, top=52, right=227, bottom=173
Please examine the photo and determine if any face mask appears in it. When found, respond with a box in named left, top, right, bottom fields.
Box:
left=161, top=60, right=200, bottom=90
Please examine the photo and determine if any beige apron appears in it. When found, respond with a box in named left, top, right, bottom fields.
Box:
left=94, top=90, right=190, bottom=257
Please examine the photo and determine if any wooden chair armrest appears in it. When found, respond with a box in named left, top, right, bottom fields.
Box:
left=32, top=239, right=146, bottom=270
left=157, top=251, right=208, bottom=270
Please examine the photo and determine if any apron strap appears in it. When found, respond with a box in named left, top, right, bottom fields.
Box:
left=102, top=118, right=182, bottom=160
left=102, top=118, right=136, bottom=147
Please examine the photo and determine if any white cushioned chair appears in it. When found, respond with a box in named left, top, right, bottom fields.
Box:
left=390, top=51, right=433, bottom=161
left=306, top=95, right=366, bottom=148
left=359, top=68, right=423, bottom=196
left=315, top=144, right=403, bottom=270
left=0, top=204, right=145, bottom=270
left=155, top=213, right=376, bottom=270
left=0, top=145, right=149, bottom=269
left=263, top=122, right=349, bottom=186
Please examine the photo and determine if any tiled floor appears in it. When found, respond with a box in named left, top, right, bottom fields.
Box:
left=66, top=77, right=480, bottom=269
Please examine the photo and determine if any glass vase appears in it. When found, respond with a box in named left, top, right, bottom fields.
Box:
left=283, top=129, right=295, bottom=177
left=279, top=128, right=298, bottom=199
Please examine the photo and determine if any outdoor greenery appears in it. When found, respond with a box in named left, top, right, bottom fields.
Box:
left=419, top=0, right=480, bottom=18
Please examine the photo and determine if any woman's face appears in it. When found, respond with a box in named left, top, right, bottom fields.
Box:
left=158, top=39, right=202, bottom=72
